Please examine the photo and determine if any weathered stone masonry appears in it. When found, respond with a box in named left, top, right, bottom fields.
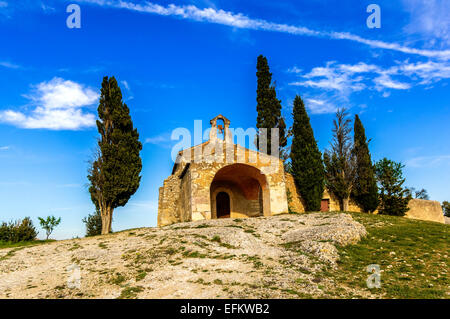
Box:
left=158, top=115, right=445, bottom=226
left=158, top=115, right=288, bottom=226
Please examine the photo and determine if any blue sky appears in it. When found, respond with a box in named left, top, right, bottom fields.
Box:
left=0, top=0, right=449, bottom=239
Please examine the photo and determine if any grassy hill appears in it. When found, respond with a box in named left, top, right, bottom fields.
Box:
left=324, top=212, right=449, bottom=299
left=0, top=212, right=448, bottom=299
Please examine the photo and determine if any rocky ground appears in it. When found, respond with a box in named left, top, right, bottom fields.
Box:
left=0, top=213, right=373, bottom=299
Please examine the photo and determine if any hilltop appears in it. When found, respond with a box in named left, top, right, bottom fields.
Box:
left=0, top=212, right=448, bottom=299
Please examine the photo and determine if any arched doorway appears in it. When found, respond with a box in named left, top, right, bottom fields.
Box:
left=216, top=192, right=230, bottom=218
left=210, top=164, right=270, bottom=219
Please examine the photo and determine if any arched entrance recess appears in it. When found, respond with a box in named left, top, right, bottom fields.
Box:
left=210, top=164, right=270, bottom=219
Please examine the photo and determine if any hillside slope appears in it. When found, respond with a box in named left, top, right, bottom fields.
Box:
left=0, top=212, right=447, bottom=299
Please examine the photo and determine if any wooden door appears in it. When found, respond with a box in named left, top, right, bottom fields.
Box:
left=321, top=199, right=329, bottom=212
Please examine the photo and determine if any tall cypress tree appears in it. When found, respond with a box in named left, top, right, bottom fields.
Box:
left=88, top=76, right=142, bottom=234
left=352, top=114, right=378, bottom=212
left=290, top=95, right=325, bottom=211
left=256, top=55, right=286, bottom=156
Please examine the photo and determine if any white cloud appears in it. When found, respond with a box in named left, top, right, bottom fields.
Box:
left=144, top=133, right=172, bottom=145
left=406, top=155, right=450, bottom=168
left=305, top=98, right=337, bottom=114
left=396, top=60, right=450, bottom=84
left=288, top=59, right=450, bottom=113
left=290, top=59, right=450, bottom=93
left=374, top=74, right=411, bottom=90
left=402, top=0, right=450, bottom=48
left=290, top=61, right=368, bottom=94
left=79, top=0, right=450, bottom=60
left=41, top=3, right=55, bottom=13
left=0, top=77, right=98, bottom=130
left=287, top=66, right=302, bottom=74
left=0, top=145, right=10, bottom=150
left=0, top=61, right=19, bottom=69
left=121, top=80, right=130, bottom=91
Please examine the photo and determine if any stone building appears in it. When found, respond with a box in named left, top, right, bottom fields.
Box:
left=158, top=115, right=445, bottom=226
left=158, top=115, right=289, bottom=226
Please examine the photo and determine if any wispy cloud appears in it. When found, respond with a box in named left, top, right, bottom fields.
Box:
left=402, top=0, right=450, bottom=48
left=305, top=98, right=337, bottom=115
left=0, top=145, right=10, bottom=150
left=0, top=77, right=98, bottom=130
left=79, top=0, right=450, bottom=60
left=288, top=59, right=450, bottom=113
left=290, top=61, right=423, bottom=92
left=406, top=155, right=450, bottom=168
left=121, top=80, right=130, bottom=91
left=120, top=80, right=134, bottom=100
left=40, top=3, right=55, bottom=13
left=0, top=61, right=20, bottom=69
left=144, top=133, right=172, bottom=145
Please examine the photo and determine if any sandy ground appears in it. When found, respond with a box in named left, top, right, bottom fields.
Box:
left=0, top=213, right=371, bottom=299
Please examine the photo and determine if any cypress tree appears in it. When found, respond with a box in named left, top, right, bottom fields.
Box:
left=88, top=76, right=142, bottom=234
left=256, top=55, right=286, bottom=156
left=290, top=95, right=325, bottom=211
left=352, top=115, right=379, bottom=212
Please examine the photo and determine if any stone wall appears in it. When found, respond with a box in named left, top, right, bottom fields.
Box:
left=158, top=141, right=289, bottom=226
left=180, top=167, right=192, bottom=222
left=322, top=190, right=362, bottom=212
left=285, top=173, right=305, bottom=213
left=157, top=174, right=182, bottom=227
left=405, top=199, right=444, bottom=224
left=285, top=173, right=362, bottom=213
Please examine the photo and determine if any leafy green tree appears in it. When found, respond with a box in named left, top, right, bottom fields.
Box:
left=375, top=158, right=411, bottom=216
left=88, top=76, right=142, bottom=235
left=442, top=201, right=450, bottom=217
left=38, top=216, right=61, bottom=240
left=290, top=95, right=325, bottom=211
left=352, top=114, right=379, bottom=212
left=82, top=209, right=103, bottom=237
left=324, top=108, right=355, bottom=211
left=255, top=55, right=287, bottom=156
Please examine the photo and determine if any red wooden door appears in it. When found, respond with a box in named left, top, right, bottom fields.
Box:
left=321, top=199, right=329, bottom=212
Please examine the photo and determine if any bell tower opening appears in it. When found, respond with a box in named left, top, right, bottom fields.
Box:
left=216, top=192, right=231, bottom=218
left=209, top=114, right=232, bottom=144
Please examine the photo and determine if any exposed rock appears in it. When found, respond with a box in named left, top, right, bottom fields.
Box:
left=0, top=213, right=370, bottom=299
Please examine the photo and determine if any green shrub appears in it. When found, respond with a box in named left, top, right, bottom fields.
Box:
left=442, top=201, right=450, bottom=217
left=0, top=217, right=38, bottom=243
left=0, top=222, right=12, bottom=242
left=82, top=209, right=102, bottom=237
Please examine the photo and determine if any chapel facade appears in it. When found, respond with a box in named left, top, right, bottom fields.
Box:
left=157, top=115, right=445, bottom=226
left=157, top=115, right=289, bottom=226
